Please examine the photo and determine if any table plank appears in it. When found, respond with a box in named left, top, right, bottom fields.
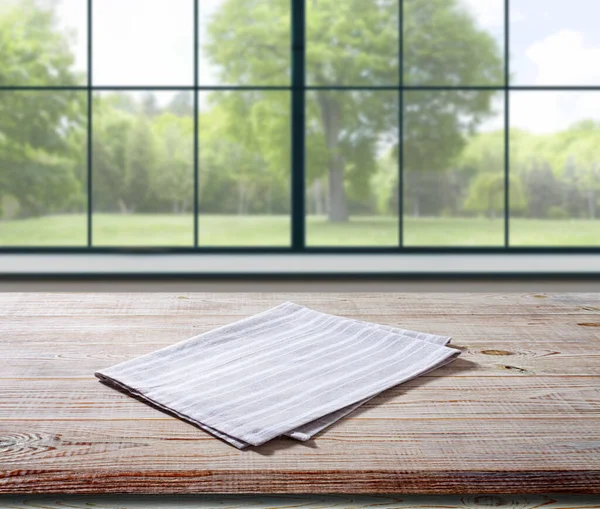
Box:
left=1, top=292, right=599, bottom=319
left=1, top=494, right=600, bottom=509
left=2, top=376, right=599, bottom=419
left=2, top=417, right=600, bottom=469
left=4, top=338, right=600, bottom=377
left=0, top=293, right=599, bottom=494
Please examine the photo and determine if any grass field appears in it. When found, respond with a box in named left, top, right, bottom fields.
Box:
left=0, top=214, right=599, bottom=247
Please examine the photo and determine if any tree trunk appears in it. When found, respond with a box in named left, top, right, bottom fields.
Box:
left=328, top=155, right=347, bottom=222
left=587, top=189, right=596, bottom=219
left=412, top=196, right=420, bottom=218
left=317, top=93, right=348, bottom=222
left=17, top=198, right=42, bottom=219
left=237, top=183, right=245, bottom=215
left=118, top=198, right=129, bottom=214
left=313, top=178, right=325, bottom=216
left=309, top=181, right=317, bottom=215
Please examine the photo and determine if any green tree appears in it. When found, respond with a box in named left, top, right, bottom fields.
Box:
left=152, top=112, right=194, bottom=213
left=564, top=133, right=600, bottom=220
left=0, top=0, right=82, bottom=86
left=204, top=0, right=503, bottom=222
left=464, top=173, right=526, bottom=219
left=124, top=116, right=156, bottom=212
left=509, top=128, right=553, bottom=217
left=461, top=130, right=526, bottom=218
left=94, top=94, right=179, bottom=215
left=0, top=90, right=84, bottom=218
left=199, top=97, right=289, bottom=215
left=544, top=121, right=600, bottom=220
left=511, top=121, right=600, bottom=220
left=168, top=92, right=194, bottom=118
left=371, top=150, right=397, bottom=216
left=404, top=0, right=502, bottom=87
left=0, top=0, right=84, bottom=218
left=460, top=130, right=502, bottom=218
left=92, top=96, right=134, bottom=213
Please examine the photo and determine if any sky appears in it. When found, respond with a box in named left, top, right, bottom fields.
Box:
left=463, top=0, right=600, bottom=134
left=53, top=0, right=600, bottom=134
left=56, top=0, right=237, bottom=88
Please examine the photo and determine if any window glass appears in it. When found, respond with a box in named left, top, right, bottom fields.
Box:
left=0, top=91, right=87, bottom=246
left=94, top=0, right=194, bottom=86
left=3, top=0, right=600, bottom=255
left=92, top=91, right=194, bottom=246
left=199, top=0, right=290, bottom=86
left=403, top=90, right=505, bottom=246
left=198, top=91, right=291, bottom=246
left=0, top=0, right=87, bottom=86
left=404, top=0, right=504, bottom=87
left=307, top=0, right=399, bottom=86
left=305, top=90, right=399, bottom=247
left=510, top=91, right=600, bottom=246
left=511, top=0, right=600, bottom=86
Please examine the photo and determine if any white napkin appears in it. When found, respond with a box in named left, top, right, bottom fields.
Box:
left=96, top=302, right=459, bottom=448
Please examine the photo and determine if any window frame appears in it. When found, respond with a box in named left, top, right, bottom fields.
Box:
left=1, top=0, right=600, bottom=275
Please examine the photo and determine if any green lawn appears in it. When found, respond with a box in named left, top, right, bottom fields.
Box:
left=0, top=214, right=599, bottom=247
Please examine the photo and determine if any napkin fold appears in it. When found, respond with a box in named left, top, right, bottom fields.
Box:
left=96, top=302, right=459, bottom=448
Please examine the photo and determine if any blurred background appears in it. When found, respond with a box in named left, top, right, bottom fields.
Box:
left=0, top=0, right=599, bottom=249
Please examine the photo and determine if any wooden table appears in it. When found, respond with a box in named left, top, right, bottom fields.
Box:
left=1, top=494, right=600, bottom=508
left=1, top=293, right=599, bottom=495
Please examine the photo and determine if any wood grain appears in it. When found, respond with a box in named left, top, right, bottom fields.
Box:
left=2, top=377, right=599, bottom=420
left=0, top=293, right=599, bottom=494
left=4, top=337, right=600, bottom=377
left=1, top=494, right=600, bottom=508
left=1, top=494, right=600, bottom=509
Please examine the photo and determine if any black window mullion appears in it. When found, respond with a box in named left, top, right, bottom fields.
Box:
left=194, top=0, right=199, bottom=248
left=504, top=0, right=510, bottom=249
left=291, top=0, right=306, bottom=251
left=398, top=0, right=404, bottom=249
left=87, top=0, right=93, bottom=248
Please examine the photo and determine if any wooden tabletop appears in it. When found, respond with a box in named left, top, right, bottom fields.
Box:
left=2, top=494, right=600, bottom=508
left=1, top=292, right=599, bottom=495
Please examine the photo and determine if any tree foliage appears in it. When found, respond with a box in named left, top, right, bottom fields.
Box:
left=1, top=0, right=599, bottom=226
left=0, top=0, right=82, bottom=86
left=0, top=0, right=85, bottom=218
left=205, top=0, right=503, bottom=221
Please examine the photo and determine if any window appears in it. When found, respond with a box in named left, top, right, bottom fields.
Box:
left=1, top=0, right=599, bottom=267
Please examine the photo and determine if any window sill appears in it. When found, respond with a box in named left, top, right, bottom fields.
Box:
left=1, top=253, right=599, bottom=276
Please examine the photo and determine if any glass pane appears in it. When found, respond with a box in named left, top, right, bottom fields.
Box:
left=305, top=91, right=399, bottom=247
left=198, top=91, right=291, bottom=246
left=306, top=0, right=399, bottom=86
left=0, top=91, right=87, bottom=246
left=404, top=0, right=504, bottom=86
left=511, top=0, right=600, bottom=86
left=92, top=91, right=194, bottom=246
left=510, top=91, right=600, bottom=246
left=93, top=0, right=193, bottom=86
left=0, top=0, right=87, bottom=86
left=199, top=0, right=290, bottom=86
left=403, top=90, right=505, bottom=246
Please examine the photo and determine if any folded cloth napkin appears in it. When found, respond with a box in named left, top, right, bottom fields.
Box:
left=96, top=302, right=459, bottom=448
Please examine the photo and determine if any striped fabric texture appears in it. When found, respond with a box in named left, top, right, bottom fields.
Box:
left=96, top=302, right=460, bottom=448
